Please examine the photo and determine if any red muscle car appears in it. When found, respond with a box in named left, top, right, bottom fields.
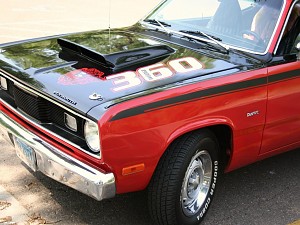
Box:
left=0, top=0, right=299, bottom=224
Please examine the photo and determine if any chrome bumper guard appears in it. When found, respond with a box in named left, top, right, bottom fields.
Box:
left=0, top=111, right=116, bottom=201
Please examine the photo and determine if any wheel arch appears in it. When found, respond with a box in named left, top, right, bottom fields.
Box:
left=165, top=120, right=234, bottom=171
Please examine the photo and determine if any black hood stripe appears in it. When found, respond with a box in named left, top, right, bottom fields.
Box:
left=110, top=69, right=300, bottom=122
left=110, top=77, right=267, bottom=121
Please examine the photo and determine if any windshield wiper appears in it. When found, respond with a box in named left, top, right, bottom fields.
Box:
left=144, top=19, right=172, bottom=35
left=180, top=30, right=222, bottom=41
left=179, top=30, right=229, bottom=53
left=144, top=19, right=171, bottom=27
left=143, top=21, right=229, bottom=53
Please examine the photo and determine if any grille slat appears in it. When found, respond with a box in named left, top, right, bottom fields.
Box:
left=14, top=86, right=51, bottom=122
left=7, top=80, right=14, bottom=97
left=50, top=102, right=65, bottom=126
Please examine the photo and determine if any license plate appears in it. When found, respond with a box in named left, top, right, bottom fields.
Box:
left=14, top=137, right=37, bottom=171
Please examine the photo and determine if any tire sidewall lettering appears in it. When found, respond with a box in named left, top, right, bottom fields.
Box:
left=197, top=160, right=218, bottom=220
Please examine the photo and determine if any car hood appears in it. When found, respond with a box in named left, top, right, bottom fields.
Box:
left=0, top=27, right=246, bottom=115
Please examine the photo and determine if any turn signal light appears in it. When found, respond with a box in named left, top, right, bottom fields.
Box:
left=0, top=76, right=7, bottom=90
left=64, top=113, right=77, bottom=132
left=122, top=163, right=145, bottom=176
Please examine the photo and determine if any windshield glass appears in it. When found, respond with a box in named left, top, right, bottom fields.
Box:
left=144, top=0, right=284, bottom=54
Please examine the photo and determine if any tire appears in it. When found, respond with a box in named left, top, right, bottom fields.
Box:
left=148, top=129, right=220, bottom=225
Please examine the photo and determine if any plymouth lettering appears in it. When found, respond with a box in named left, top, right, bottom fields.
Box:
left=53, top=91, right=77, bottom=105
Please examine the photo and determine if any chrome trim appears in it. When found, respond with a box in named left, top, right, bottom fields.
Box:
left=274, top=0, right=298, bottom=55
left=0, top=70, right=101, bottom=159
left=0, top=111, right=115, bottom=201
left=14, top=83, right=39, bottom=97
left=84, top=120, right=100, bottom=153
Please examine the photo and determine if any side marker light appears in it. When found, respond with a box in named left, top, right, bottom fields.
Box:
left=122, top=163, right=145, bottom=176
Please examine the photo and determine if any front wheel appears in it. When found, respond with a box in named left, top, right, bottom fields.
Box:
left=148, top=130, right=220, bottom=225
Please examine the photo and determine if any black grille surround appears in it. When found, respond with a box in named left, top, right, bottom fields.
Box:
left=0, top=75, right=98, bottom=158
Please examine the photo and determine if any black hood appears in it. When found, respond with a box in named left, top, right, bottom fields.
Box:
left=0, top=27, right=254, bottom=115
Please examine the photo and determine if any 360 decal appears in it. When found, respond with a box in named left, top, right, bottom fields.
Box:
left=107, top=57, right=204, bottom=92
left=58, top=57, right=204, bottom=91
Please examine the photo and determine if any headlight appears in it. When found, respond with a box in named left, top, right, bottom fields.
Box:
left=84, top=120, right=100, bottom=153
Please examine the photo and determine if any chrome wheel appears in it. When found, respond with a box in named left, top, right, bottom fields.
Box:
left=181, top=150, right=212, bottom=216
left=148, top=130, right=219, bottom=225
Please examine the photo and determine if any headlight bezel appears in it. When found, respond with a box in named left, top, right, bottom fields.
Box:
left=84, top=120, right=101, bottom=154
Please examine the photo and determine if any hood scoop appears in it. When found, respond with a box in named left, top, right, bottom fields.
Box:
left=57, top=38, right=175, bottom=73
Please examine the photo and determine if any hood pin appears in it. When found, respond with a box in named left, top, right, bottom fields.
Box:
left=89, top=93, right=103, bottom=101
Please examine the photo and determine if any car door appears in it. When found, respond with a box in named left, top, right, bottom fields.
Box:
left=261, top=2, right=300, bottom=154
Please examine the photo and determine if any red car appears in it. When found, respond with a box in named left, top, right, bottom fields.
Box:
left=0, top=0, right=299, bottom=224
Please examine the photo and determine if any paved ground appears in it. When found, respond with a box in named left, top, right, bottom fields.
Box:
left=0, top=1, right=300, bottom=225
left=1, top=138, right=300, bottom=225
left=0, top=0, right=159, bottom=44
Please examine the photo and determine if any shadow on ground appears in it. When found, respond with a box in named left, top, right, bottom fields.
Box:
left=16, top=149, right=300, bottom=225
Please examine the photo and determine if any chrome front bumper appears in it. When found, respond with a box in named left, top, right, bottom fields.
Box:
left=0, top=111, right=116, bottom=201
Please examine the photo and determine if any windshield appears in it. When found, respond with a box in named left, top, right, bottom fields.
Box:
left=144, top=0, right=284, bottom=54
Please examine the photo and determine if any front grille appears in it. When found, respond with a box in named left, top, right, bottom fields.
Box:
left=0, top=74, right=97, bottom=157
left=50, top=102, right=65, bottom=126
left=7, top=80, right=14, bottom=97
left=14, top=85, right=51, bottom=122
left=12, top=85, right=84, bottom=137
